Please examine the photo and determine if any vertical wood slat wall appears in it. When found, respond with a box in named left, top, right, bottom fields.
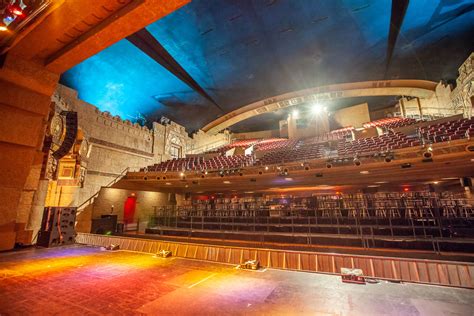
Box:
left=76, top=233, right=473, bottom=288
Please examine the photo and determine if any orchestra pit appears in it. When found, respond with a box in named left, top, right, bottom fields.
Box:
left=1, top=1, right=474, bottom=315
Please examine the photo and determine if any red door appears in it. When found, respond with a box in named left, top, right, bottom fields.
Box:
left=123, top=196, right=137, bottom=224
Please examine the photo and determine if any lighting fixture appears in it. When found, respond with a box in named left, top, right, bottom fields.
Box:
left=360, top=170, right=369, bottom=174
left=292, top=109, right=299, bottom=118
left=223, top=181, right=231, bottom=184
left=311, top=103, right=322, bottom=114
left=7, top=0, right=26, bottom=17
left=165, top=182, right=172, bottom=185
left=265, top=166, right=269, bottom=171
left=284, top=177, right=293, bottom=181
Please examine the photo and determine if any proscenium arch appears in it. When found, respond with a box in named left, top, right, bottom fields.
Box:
left=202, top=80, right=439, bottom=134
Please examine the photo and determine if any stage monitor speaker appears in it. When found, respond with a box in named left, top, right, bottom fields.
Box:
left=37, top=207, right=77, bottom=247
left=91, top=215, right=118, bottom=235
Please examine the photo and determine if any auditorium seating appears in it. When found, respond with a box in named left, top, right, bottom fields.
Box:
left=337, top=131, right=420, bottom=156
left=418, top=117, right=474, bottom=143
left=363, top=117, right=418, bottom=129
left=211, top=138, right=260, bottom=153
left=253, top=138, right=298, bottom=151
left=140, top=116, right=472, bottom=172
left=258, top=141, right=324, bottom=165
left=142, top=154, right=254, bottom=172
left=329, top=126, right=354, bottom=139
left=146, top=191, right=474, bottom=252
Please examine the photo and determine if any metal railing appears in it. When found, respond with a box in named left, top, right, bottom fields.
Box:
left=76, top=167, right=129, bottom=214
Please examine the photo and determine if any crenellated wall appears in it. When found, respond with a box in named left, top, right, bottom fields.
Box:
left=39, top=85, right=231, bottom=230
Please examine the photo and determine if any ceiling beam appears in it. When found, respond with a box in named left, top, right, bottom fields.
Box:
left=385, top=0, right=410, bottom=78
left=127, top=28, right=223, bottom=112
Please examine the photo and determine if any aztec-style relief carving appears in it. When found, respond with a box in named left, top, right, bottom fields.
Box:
left=452, top=53, right=474, bottom=118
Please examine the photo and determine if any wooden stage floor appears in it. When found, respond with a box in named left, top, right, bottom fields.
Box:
left=0, top=245, right=473, bottom=315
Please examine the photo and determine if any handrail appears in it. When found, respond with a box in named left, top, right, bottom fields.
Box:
left=77, top=167, right=129, bottom=212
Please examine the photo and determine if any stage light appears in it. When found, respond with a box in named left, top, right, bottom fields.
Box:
left=265, top=166, right=269, bottom=171
left=7, top=1, right=26, bottom=17
left=223, top=180, right=231, bottom=184
left=433, top=181, right=439, bottom=184
left=8, top=4, right=24, bottom=16
left=311, top=104, right=322, bottom=115
left=404, top=187, right=409, bottom=192
left=0, top=25, right=7, bottom=32
left=180, top=172, right=185, bottom=177
left=360, top=170, right=369, bottom=174
left=292, top=109, right=299, bottom=118
left=154, top=250, right=172, bottom=258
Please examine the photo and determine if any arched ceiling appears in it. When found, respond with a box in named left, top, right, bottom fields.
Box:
left=60, top=0, right=474, bottom=132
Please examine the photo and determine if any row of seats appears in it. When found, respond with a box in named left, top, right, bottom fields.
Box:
left=141, top=155, right=253, bottom=172
left=211, top=138, right=260, bottom=153
left=337, top=132, right=420, bottom=156
left=419, top=117, right=474, bottom=143
left=141, top=116, right=472, bottom=172
left=258, top=142, right=324, bottom=165
left=254, top=138, right=298, bottom=151
left=363, top=117, right=417, bottom=129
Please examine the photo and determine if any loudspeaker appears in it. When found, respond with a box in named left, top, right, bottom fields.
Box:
left=37, top=207, right=77, bottom=247
left=461, top=177, right=473, bottom=187
left=52, top=112, right=78, bottom=160
left=91, top=215, right=118, bottom=235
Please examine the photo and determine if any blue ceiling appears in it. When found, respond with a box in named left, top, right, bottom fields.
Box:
left=60, top=0, right=474, bottom=132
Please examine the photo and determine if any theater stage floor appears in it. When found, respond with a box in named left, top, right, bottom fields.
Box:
left=0, top=245, right=472, bottom=316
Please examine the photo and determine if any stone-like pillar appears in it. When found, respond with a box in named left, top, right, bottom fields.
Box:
left=0, top=54, right=59, bottom=250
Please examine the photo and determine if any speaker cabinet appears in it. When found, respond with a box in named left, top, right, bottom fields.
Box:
left=91, top=215, right=118, bottom=234
left=37, top=207, right=77, bottom=247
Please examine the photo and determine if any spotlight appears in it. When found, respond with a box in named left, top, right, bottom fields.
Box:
left=180, top=172, right=185, bottom=177
left=423, top=151, right=433, bottom=159
left=384, top=156, right=392, bottom=163
left=154, top=250, right=172, bottom=258
left=311, top=103, right=323, bottom=115
left=238, top=259, right=260, bottom=270
left=265, top=166, right=269, bottom=171
left=0, top=23, right=8, bottom=32
left=304, top=166, right=310, bottom=171
left=292, top=109, right=299, bottom=118
left=326, top=163, right=332, bottom=169
left=103, top=244, right=120, bottom=251
left=7, top=1, right=26, bottom=17
left=353, top=158, right=361, bottom=166
left=205, top=171, right=208, bottom=175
